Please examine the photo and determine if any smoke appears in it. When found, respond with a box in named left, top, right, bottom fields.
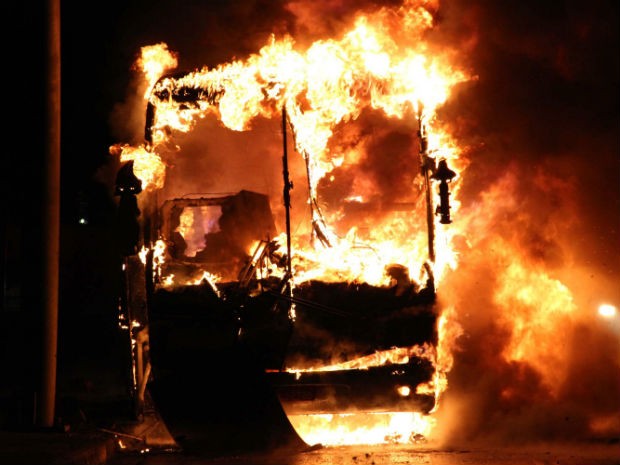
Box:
left=435, top=0, right=619, bottom=268
left=425, top=0, right=620, bottom=445
left=429, top=171, right=620, bottom=445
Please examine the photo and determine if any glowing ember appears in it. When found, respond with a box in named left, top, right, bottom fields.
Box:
left=495, top=253, right=577, bottom=392
left=416, top=306, right=462, bottom=407
left=138, top=246, right=148, bottom=265
left=107, top=0, right=620, bottom=449
left=110, top=144, right=166, bottom=191
left=136, top=43, right=178, bottom=98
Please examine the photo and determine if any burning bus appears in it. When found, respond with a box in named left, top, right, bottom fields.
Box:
left=111, top=11, right=467, bottom=449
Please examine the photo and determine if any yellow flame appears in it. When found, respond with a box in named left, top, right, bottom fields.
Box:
left=598, top=303, right=617, bottom=318
left=287, top=411, right=435, bottom=446
left=136, top=42, right=178, bottom=98
left=286, top=344, right=433, bottom=374
left=114, top=0, right=469, bottom=284
left=138, top=246, right=148, bottom=265
left=111, top=144, right=166, bottom=191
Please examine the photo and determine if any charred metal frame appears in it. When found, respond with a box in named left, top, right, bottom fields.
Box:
left=281, top=107, right=293, bottom=280
left=113, top=69, right=458, bottom=424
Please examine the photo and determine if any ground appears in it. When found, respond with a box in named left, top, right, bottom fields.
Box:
left=106, top=441, right=620, bottom=465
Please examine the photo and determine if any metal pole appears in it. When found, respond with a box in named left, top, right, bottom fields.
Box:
left=418, top=111, right=435, bottom=263
left=39, top=0, right=61, bottom=428
left=281, top=107, right=293, bottom=277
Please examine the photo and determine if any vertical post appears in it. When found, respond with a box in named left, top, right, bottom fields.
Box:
left=417, top=110, right=435, bottom=264
left=281, top=107, right=293, bottom=278
left=39, top=0, right=61, bottom=428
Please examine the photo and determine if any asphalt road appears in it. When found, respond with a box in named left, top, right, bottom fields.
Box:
left=107, top=442, right=620, bottom=465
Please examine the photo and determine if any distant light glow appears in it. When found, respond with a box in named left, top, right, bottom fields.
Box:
left=397, top=385, right=411, bottom=397
left=598, top=304, right=617, bottom=318
left=79, top=217, right=88, bottom=225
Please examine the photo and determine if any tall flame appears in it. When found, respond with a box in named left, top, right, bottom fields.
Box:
left=111, top=0, right=473, bottom=447
left=111, top=1, right=470, bottom=289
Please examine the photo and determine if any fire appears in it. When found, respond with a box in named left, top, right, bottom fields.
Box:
left=285, top=344, right=434, bottom=374
left=494, top=255, right=577, bottom=392
left=110, top=144, right=166, bottom=191
left=286, top=412, right=435, bottom=446
left=441, top=173, right=585, bottom=396
left=112, top=0, right=473, bottom=448
left=175, top=208, right=204, bottom=258
left=598, top=304, right=617, bottom=319
left=150, top=238, right=222, bottom=291
left=279, top=312, right=462, bottom=445
left=111, top=0, right=469, bottom=287
left=416, top=306, right=462, bottom=407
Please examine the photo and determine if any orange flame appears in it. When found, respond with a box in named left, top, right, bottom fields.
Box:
left=287, top=411, right=435, bottom=446
left=112, top=0, right=474, bottom=447
left=135, top=42, right=178, bottom=98
left=110, top=144, right=166, bottom=191
left=112, top=0, right=470, bottom=285
left=416, top=306, right=462, bottom=408
left=286, top=344, right=434, bottom=374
